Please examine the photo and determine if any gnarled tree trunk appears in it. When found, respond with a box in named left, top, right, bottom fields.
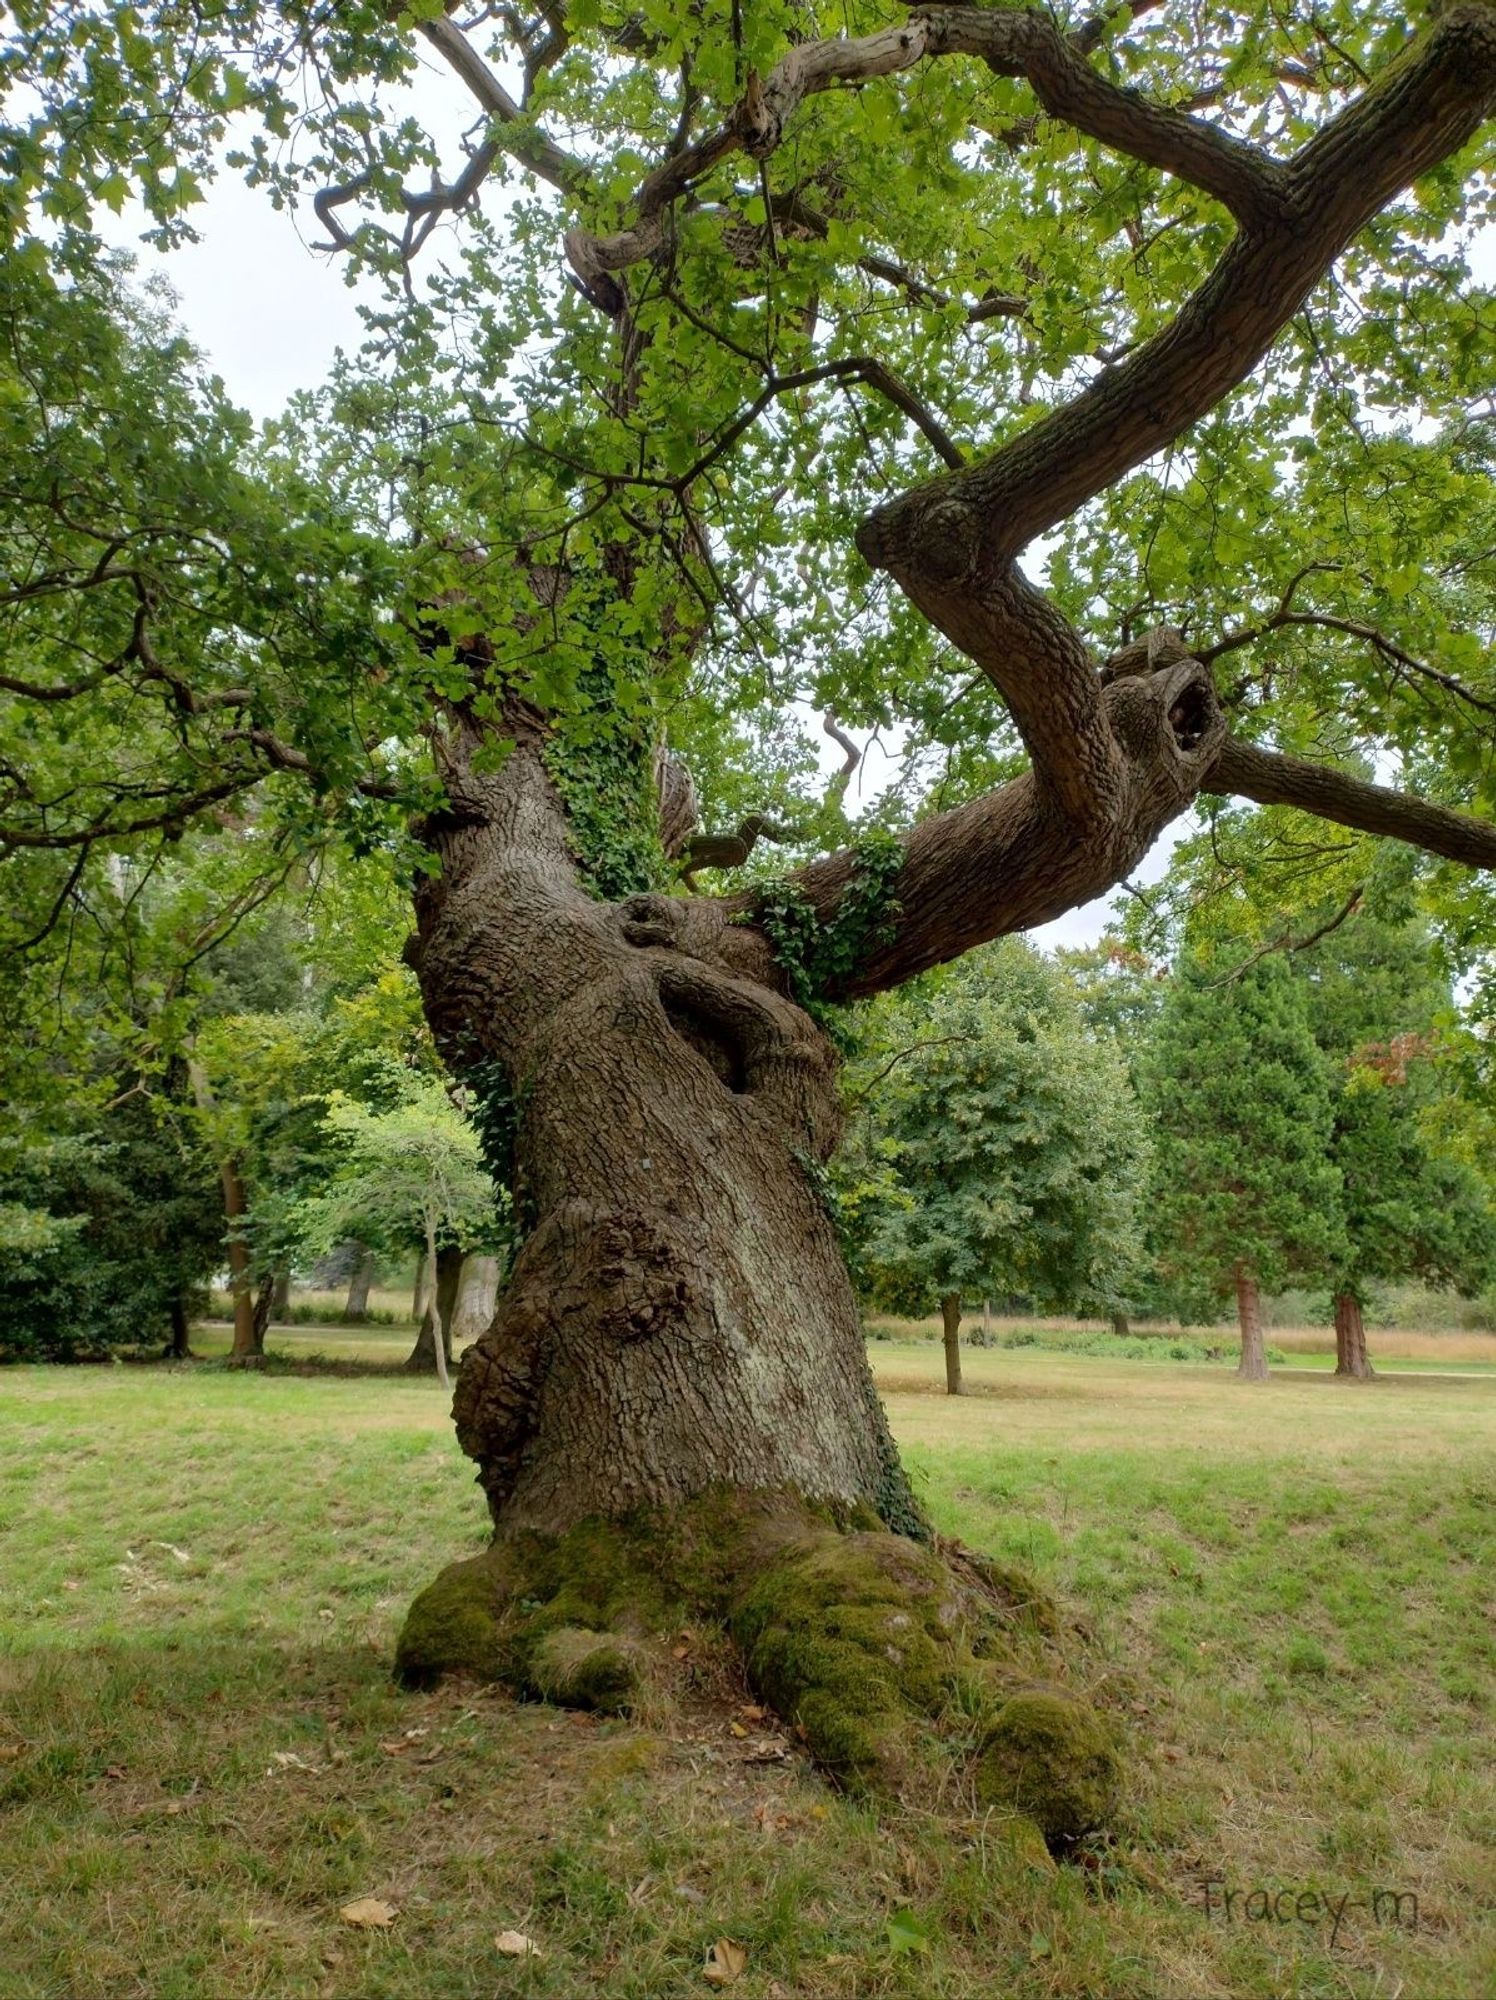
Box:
left=1333, top=1291, right=1375, bottom=1380
left=941, top=1293, right=965, bottom=1396
left=1234, top=1265, right=1269, bottom=1381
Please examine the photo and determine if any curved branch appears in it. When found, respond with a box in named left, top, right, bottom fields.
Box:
left=564, top=6, right=1281, bottom=295
left=1206, top=737, right=1496, bottom=870
left=860, top=6, right=1496, bottom=574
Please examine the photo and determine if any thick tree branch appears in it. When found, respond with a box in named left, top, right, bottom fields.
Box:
left=564, top=6, right=1282, bottom=296
left=1205, top=737, right=1496, bottom=871
left=859, top=6, right=1496, bottom=572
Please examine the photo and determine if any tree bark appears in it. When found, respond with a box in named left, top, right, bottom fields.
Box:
left=166, top=1294, right=193, bottom=1361
left=411, top=1250, right=429, bottom=1328
left=1234, top=1266, right=1268, bottom=1382
left=451, top=1254, right=500, bottom=1348
left=1110, top=1311, right=1129, bottom=1338
left=344, top=1244, right=376, bottom=1323
left=1333, top=1291, right=1375, bottom=1380
left=941, top=1293, right=965, bottom=1396
left=270, top=1268, right=292, bottom=1321
left=406, top=727, right=916, bottom=1539
left=406, top=1241, right=463, bottom=1383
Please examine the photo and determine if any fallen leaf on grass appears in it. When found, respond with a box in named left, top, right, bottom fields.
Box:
left=339, top=1898, right=398, bottom=1928
left=703, top=1938, right=747, bottom=1985
left=495, top=1930, right=542, bottom=1958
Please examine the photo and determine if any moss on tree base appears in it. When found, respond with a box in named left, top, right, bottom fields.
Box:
left=395, top=1493, right=1120, bottom=1846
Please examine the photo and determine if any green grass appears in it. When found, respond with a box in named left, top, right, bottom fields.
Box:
left=1, top=1349, right=1492, bottom=1998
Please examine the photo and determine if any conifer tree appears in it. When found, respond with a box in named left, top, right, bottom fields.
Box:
left=1147, top=955, right=1344, bottom=1378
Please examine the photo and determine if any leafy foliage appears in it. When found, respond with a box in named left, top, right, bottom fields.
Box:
left=1145, top=954, right=1345, bottom=1308
left=841, top=940, right=1148, bottom=1318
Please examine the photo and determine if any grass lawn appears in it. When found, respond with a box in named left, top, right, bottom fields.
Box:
left=1, top=1348, right=1491, bottom=1998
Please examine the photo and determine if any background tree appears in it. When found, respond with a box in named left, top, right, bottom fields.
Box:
left=5, top=0, right=1496, bottom=1810
left=292, top=1078, right=501, bottom=1389
left=843, top=940, right=1148, bottom=1392
left=1146, top=954, right=1345, bottom=1378
left=1299, top=912, right=1495, bottom=1376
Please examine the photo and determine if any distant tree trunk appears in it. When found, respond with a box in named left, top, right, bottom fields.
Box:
left=344, top=1245, right=377, bottom=1322
left=188, top=1055, right=262, bottom=1366
left=411, top=1251, right=429, bottom=1327
left=1234, top=1265, right=1268, bottom=1381
left=1110, top=1311, right=1129, bottom=1338
left=248, top=1273, right=274, bottom=1357
left=1333, top=1291, right=1375, bottom=1380
left=166, top=1295, right=193, bottom=1360
left=941, top=1292, right=964, bottom=1396
left=407, top=1241, right=462, bottom=1386
left=982, top=1297, right=992, bottom=1347
left=451, top=1254, right=500, bottom=1350
left=270, top=1269, right=292, bottom=1320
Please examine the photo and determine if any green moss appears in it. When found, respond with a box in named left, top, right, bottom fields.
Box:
left=393, top=1552, right=509, bottom=1689
left=396, top=1499, right=1119, bottom=1826
left=527, top=1627, right=646, bottom=1713
left=729, top=1528, right=1005, bottom=1783
left=975, top=1691, right=1120, bottom=1845
left=963, top=1554, right=1063, bottom=1639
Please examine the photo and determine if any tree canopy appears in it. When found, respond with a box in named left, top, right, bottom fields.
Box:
left=2, top=0, right=1494, bottom=985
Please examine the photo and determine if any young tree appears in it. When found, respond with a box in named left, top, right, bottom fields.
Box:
left=6, top=2, right=1496, bottom=1807
left=1146, top=955, right=1345, bottom=1377
left=843, top=940, right=1148, bottom=1392
left=293, top=1080, right=499, bottom=1389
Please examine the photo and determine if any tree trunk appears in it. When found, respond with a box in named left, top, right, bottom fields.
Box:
left=411, top=1251, right=429, bottom=1327
left=1110, top=1311, right=1129, bottom=1338
left=451, top=1254, right=500, bottom=1349
left=404, top=734, right=914, bottom=1540
left=187, top=1057, right=262, bottom=1366
left=941, top=1292, right=965, bottom=1396
left=270, top=1268, right=292, bottom=1320
left=406, top=1241, right=462, bottom=1384
left=166, top=1294, right=193, bottom=1361
left=248, top=1272, right=274, bottom=1358
left=982, top=1297, right=993, bottom=1347
left=344, top=1245, right=377, bottom=1322
left=393, top=730, right=1119, bottom=1826
left=1234, top=1266, right=1268, bottom=1381
left=1333, top=1291, right=1375, bottom=1380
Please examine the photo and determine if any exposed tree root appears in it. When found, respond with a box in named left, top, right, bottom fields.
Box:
left=395, top=1496, right=1120, bottom=1848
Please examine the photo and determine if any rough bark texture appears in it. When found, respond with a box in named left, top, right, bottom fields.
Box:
left=406, top=1243, right=463, bottom=1375
left=343, top=1245, right=376, bottom=1323
left=1234, top=1266, right=1269, bottom=1382
left=1333, top=1291, right=1376, bottom=1380
left=941, top=1293, right=965, bottom=1397
left=407, top=720, right=916, bottom=1540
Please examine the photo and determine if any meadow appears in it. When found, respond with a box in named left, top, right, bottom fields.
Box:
left=1, top=1346, right=1491, bottom=1999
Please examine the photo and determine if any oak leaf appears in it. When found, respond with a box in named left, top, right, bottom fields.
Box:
left=339, top=1898, right=397, bottom=1928
left=704, top=1937, right=747, bottom=1985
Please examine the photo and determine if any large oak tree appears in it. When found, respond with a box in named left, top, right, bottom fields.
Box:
left=4, top=0, right=1496, bottom=1815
